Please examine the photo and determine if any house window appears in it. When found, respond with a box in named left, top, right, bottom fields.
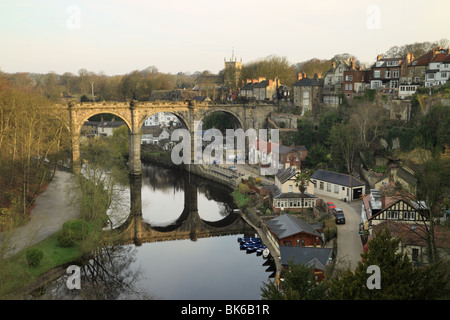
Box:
left=385, top=70, right=391, bottom=78
left=393, top=69, right=399, bottom=78
left=320, top=182, right=324, bottom=190
left=390, top=80, right=398, bottom=88
left=387, top=210, right=398, bottom=219
left=404, top=211, right=416, bottom=220
left=374, top=70, right=380, bottom=78
left=412, top=248, right=419, bottom=262
left=334, top=185, right=339, bottom=193
left=387, top=61, right=399, bottom=67
left=442, top=72, right=448, bottom=78
left=327, top=183, right=331, bottom=192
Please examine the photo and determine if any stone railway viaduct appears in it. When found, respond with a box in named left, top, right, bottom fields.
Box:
left=48, top=100, right=276, bottom=246
left=50, top=100, right=277, bottom=175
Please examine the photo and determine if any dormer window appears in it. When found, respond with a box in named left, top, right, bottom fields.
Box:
left=387, top=61, right=399, bottom=67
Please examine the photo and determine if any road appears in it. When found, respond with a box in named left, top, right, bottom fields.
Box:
left=223, top=161, right=364, bottom=270
left=321, top=195, right=364, bottom=270
left=0, top=170, right=79, bottom=258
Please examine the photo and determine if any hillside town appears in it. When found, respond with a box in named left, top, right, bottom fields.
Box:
left=76, top=45, right=450, bottom=293
left=1, top=39, right=449, bottom=301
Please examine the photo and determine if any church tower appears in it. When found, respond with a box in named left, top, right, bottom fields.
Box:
left=224, top=48, right=242, bottom=90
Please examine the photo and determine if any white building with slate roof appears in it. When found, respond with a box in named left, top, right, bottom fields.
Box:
left=310, top=169, right=366, bottom=201
left=269, top=167, right=317, bottom=213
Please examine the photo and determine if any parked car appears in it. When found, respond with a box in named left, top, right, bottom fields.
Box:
left=327, top=202, right=336, bottom=214
left=229, top=166, right=237, bottom=171
left=333, top=207, right=343, bottom=217
left=335, top=212, right=346, bottom=224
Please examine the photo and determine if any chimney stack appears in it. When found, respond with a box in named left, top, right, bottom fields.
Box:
left=297, top=73, right=303, bottom=80
left=406, top=52, right=412, bottom=64
left=377, top=54, right=383, bottom=61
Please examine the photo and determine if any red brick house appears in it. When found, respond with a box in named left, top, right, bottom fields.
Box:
left=279, top=144, right=308, bottom=170
left=343, top=67, right=371, bottom=100
left=265, top=214, right=323, bottom=247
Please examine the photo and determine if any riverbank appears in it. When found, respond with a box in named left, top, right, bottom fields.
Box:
left=0, top=169, right=80, bottom=259
left=0, top=159, right=271, bottom=299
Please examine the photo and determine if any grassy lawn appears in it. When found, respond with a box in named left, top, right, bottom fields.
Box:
left=0, top=230, right=84, bottom=298
left=232, top=189, right=250, bottom=208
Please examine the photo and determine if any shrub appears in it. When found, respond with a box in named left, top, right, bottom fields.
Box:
left=26, top=248, right=44, bottom=267
left=57, top=219, right=89, bottom=248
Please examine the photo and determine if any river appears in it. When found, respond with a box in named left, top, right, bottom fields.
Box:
left=39, top=163, right=275, bottom=300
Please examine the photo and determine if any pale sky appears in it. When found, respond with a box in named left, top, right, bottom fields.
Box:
left=1, top=0, right=449, bottom=76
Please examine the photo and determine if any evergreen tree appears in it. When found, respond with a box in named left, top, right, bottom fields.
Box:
left=326, top=229, right=449, bottom=299
left=261, top=261, right=327, bottom=300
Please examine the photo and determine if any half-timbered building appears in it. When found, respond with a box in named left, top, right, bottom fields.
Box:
left=361, top=189, right=429, bottom=234
left=369, top=220, right=450, bottom=265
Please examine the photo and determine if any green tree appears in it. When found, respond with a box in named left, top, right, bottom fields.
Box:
left=328, top=121, right=356, bottom=173
left=261, top=261, right=327, bottom=300
left=416, top=105, right=450, bottom=154
left=303, top=144, right=330, bottom=169
left=241, top=55, right=296, bottom=88
left=294, top=171, right=311, bottom=209
left=294, top=118, right=315, bottom=149
left=327, top=229, right=449, bottom=299
left=415, top=157, right=450, bottom=264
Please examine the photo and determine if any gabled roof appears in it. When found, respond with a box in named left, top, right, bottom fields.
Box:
left=371, top=220, right=450, bottom=249
left=433, top=52, right=450, bottom=63
left=293, top=77, right=323, bottom=87
left=311, top=169, right=365, bottom=187
left=279, top=145, right=308, bottom=155
left=280, top=246, right=332, bottom=270
left=363, top=187, right=428, bottom=221
left=275, top=167, right=298, bottom=184
left=241, top=82, right=255, bottom=90
left=409, top=50, right=434, bottom=67
left=395, top=167, right=417, bottom=186
left=265, top=214, right=321, bottom=239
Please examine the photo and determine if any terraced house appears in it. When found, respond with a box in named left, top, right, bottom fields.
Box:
left=370, top=54, right=403, bottom=92
left=292, top=73, right=323, bottom=115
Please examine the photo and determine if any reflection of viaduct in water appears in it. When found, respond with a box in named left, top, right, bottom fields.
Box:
left=116, top=172, right=254, bottom=245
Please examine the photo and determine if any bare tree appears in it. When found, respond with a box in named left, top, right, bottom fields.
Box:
left=350, top=101, right=386, bottom=152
